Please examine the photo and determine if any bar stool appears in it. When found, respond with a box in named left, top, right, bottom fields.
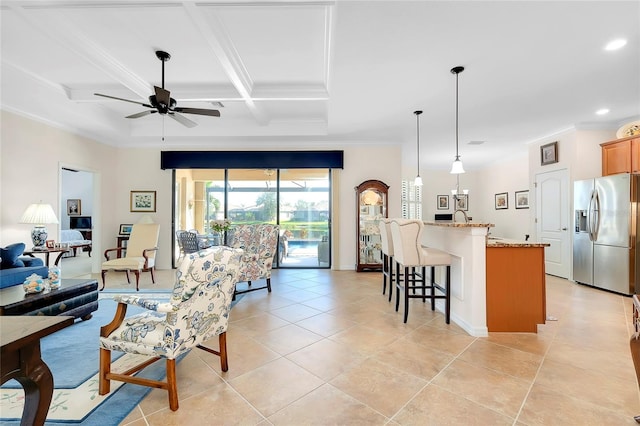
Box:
left=379, top=219, right=394, bottom=301
left=390, top=219, right=452, bottom=324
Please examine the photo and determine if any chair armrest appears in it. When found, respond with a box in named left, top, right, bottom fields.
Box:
left=104, top=247, right=125, bottom=260
left=142, top=247, right=159, bottom=260
left=100, top=302, right=128, bottom=337
left=114, top=294, right=174, bottom=313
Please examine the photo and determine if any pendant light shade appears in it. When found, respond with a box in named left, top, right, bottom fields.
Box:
left=450, top=66, right=465, bottom=174
left=414, top=110, right=423, bottom=186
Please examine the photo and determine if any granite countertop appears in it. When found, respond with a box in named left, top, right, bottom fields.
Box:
left=423, top=221, right=495, bottom=228
left=486, top=237, right=550, bottom=248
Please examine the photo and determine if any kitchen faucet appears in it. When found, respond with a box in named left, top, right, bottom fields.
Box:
left=453, top=208, right=469, bottom=223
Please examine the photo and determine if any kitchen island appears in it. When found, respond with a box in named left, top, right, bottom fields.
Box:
left=422, top=222, right=550, bottom=336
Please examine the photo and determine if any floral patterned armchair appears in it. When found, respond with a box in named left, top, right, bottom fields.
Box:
left=227, top=223, right=279, bottom=298
left=98, top=246, right=244, bottom=411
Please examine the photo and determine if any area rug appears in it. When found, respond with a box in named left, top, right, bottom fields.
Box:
left=0, top=294, right=174, bottom=425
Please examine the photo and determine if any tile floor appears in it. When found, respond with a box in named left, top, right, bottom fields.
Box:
left=75, top=261, right=640, bottom=425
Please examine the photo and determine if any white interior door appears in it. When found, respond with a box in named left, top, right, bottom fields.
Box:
left=536, top=168, right=570, bottom=278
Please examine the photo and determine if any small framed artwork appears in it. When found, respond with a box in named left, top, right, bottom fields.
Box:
left=437, top=195, right=449, bottom=210
left=46, top=240, right=55, bottom=249
left=119, top=224, right=133, bottom=235
left=455, top=194, right=468, bottom=211
left=67, top=199, right=81, bottom=216
left=540, top=141, right=558, bottom=166
left=130, top=190, right=156, bottom=213
left=495, top=192, right=509, bottom=210
left=515, top=190, right=530, bottom=209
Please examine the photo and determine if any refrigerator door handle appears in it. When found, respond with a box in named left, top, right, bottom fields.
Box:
left=593, top=190, right=601, bottom=241
left=587, top=190, right=595, bottom=241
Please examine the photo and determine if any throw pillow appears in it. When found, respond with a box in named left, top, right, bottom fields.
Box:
left=0, top=243, right=26, bottom=269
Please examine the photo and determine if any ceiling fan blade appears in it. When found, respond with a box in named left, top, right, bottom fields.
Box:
left=95, top=93, right=152, bottom=108
left=154, top=86, right=171, bottom=107
left=173, top=107, right=221, bottom=117
left=168, top=112, right=197, bottom=128
left=126, top=110, right=156, bottom=119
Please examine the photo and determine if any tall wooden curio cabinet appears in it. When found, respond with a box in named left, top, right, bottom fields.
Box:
left=355, top=179, right=389, bottom=272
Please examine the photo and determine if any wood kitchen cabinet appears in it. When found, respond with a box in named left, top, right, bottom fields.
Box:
left=601, top=136, right=640, bottom=176
left=486, top=244, right=546, bottom=332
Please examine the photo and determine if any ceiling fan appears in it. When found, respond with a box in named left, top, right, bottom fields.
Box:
left=94, top=50, right=220, bottom=128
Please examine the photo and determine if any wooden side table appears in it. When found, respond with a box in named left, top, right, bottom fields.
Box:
left=23, top=248, right=70, bottom=267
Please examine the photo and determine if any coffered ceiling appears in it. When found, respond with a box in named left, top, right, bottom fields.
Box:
left=1, top=1, right=638, bottom=170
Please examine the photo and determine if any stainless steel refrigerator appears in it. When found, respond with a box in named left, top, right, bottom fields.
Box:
left=573, top=173, right=639, bottom=295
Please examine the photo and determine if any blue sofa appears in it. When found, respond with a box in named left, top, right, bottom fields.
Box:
left=0, top=243, right=49, bottom=289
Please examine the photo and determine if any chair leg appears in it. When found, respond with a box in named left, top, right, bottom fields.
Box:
left=388, top=257, right=394, bottom=302
left=124, top=270, right=131, bottom=284
left=430, top=266, right=436, bottom=311
left=395, top=265, right=402, bottom=312
left=404, top=268, right=410, bottom=323
left=99, top=348, right=111, bottom=395
left=134, top=271, right=140, bottom=291
left=266, top=278, right=272, bottom=293
left=150, top=266, right=156, bottom=284
left=219, top=333, right=228, bottom=372
left=445, top=265, right=451, bottom=324
left=166, top=359, right=179, bottom=411
left=100, top=270, right=107, bottom=291
left=382, top=253, right=388, bottom=295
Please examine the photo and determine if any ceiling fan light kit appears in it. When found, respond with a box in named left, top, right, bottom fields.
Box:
left=450, top=65, right=465, bottom=175
left=94, top=50, right=220, bottom=128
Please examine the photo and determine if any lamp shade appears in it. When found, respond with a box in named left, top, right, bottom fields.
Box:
left=20, top=203, right=59, bottom=225
left=414, top=176, right=423, bottom=186
left=450, top=158, right=465, bottom=174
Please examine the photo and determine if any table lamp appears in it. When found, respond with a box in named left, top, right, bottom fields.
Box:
left=20, top=203, right=59, bottom=250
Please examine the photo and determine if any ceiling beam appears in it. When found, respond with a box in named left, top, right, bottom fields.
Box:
left=183, top=2, right=269, bottom=125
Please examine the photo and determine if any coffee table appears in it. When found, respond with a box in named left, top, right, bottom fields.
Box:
left=0, top=278, right=99, bottom=320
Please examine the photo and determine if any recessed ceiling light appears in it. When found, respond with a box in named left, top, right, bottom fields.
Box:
left=468, top=140, right=485, bottom=145
left=596, top=108, right=610, bottom=115
left=605, top=39, right=627, bottom=51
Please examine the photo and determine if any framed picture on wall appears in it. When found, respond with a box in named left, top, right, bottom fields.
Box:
left=67, top=199, right=81, bottom=216
left=437, top=195, right=449, bottom=210
left=540, top=141, right=558, bottom=166
left=119, top=224, right=133, bottom=235
left=130, top=190, right=156, bottom=212
left=495, top=192, right=508, bottom=210
left=455, top=194, right=468, bottom=211
left=515, top=190, right=530, bottom=209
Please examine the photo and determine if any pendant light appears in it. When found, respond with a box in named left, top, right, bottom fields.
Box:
left=414, top=110, right=423, bottom=186
left=450, top=66, right=465, bottom=174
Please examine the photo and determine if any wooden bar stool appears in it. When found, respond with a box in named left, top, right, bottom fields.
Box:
left=390, top=219, right=452, bottom=324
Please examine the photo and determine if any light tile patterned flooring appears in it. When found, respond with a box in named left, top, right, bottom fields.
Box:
left=69, top=258, right=640, bottom=425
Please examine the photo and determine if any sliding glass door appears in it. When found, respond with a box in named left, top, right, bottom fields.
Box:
left=173, top=168, right=330, bottom=269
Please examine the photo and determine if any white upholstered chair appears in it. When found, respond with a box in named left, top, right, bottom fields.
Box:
left=99, top=246, right=244, bottom=411
left=390, top=219, right=452, bottom=323
left=101, top=223, right=160, bottom=291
